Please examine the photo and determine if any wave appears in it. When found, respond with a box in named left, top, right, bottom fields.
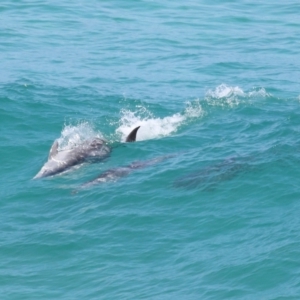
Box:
left=55, top=85, right=270, bottom=147
left=55, top=101, right=204, bottom=147
left=116, top=101, right=203, bottom=142
left=204, top=84, right=271, bottom=107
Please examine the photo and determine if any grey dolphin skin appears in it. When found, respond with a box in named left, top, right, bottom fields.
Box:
left=126, top=126, right=140, bottom=142
left=75, top=155, right=171, bottom=192
left=34, top=126, right=140, bottom=179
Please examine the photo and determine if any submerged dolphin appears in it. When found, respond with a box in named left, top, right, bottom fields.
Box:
left=174, top=156, right=253, bottom=190
left=74, top=155, right=172, bottom=192
left=34, top=126, right=140, bottom=179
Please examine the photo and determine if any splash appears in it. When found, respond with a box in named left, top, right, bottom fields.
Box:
left=205, top=84, right=245, bottom=107
left=116, top=102, right=203, bottom=142
left=57, top=121, right=103, bottom=150
left=248, top=87, right=270, bottom=98
left=206, top=84, right=245, bottom=99
left=205, top=84, right=270, bottom=107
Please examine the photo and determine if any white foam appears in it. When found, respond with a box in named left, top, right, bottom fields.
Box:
left=57, top=121, right=102, bottom=150
left=205, top=84, right=271, bottom=107
left=248, top=87, right=271, bottom=98
left=206, top=84, right=245, bottom=99
left=205, top=84, right=244, bottom=107
left=116, top=101, right=203, bottom=142
left=55, top=101, right=204, bottom=146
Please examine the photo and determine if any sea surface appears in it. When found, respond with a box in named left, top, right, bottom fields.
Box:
left=1, top=1, right=300, bottom=299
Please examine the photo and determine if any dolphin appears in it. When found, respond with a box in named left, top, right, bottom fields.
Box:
left=74, top=155, right=172, bottom=192
left=174, top=156, right=254, bottom=190
left=34, top=126, right=140, bottom=179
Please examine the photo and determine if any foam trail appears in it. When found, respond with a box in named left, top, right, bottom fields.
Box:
left=116, top=102, right=203, bottom=142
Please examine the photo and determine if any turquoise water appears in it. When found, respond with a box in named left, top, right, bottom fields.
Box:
left=1, top=1, right=300, bottom=298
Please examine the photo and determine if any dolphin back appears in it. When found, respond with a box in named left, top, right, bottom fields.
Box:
left=34, top=137, right=111, bottom=179
left=126, top=126, right=140, bottom=142
left=34, top=126, right=141, bottom=179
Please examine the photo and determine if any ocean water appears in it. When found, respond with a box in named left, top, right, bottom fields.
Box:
left=1, top=0, right=300, bottom=299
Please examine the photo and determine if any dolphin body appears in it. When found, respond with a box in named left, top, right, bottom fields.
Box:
left=34, top=126, right=140, bottom=179
left=174, top=156, right=253, bottom=190
left=75, top=155, right=172, bottom=192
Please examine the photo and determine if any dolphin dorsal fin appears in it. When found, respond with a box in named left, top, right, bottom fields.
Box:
left=125, top=126, right=140, bottom=142
left=48, top=140, right=59, bottom=159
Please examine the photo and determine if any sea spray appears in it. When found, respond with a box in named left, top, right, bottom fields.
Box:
left=57, top=122, right=103, bottom=150
left=204, top=84, right=271, bottom=108
left=116, top=101, right=204, bottom=141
